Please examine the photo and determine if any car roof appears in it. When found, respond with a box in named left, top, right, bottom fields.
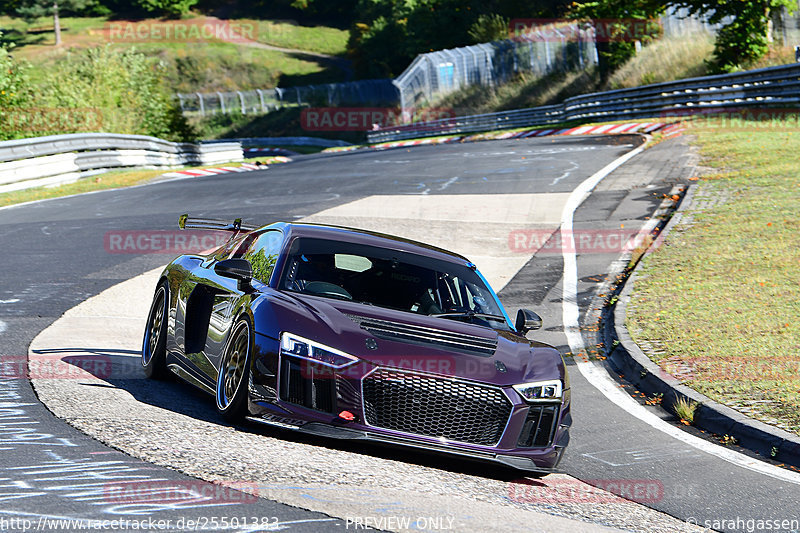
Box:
left=274, top=222, right=472, bottom=266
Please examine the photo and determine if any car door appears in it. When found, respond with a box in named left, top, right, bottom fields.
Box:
left=173, top=231, right=261, bottom=384
left=203, top=230, right=283, bottom=374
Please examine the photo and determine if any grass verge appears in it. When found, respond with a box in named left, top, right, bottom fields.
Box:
left=0, top=158, right=284, bottom=208
left=626, top=117, right=800, bottom=434
left=0, top=168, right=171, bottom=208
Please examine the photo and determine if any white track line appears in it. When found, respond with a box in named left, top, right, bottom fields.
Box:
left=560, top=143, right=800, bottom=485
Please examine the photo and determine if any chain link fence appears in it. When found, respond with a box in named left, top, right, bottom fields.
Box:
left=394, top=28, right=597, bottom=110
left=178, top=79, right=399, bottom=116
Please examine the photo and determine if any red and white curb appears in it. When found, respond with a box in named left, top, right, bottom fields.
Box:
left=368, top=121, right=684, bottom=150
left=160, top=161, right=284, bottom=179
left=324, top=145, right=362, bottom=153
left=509, top=121, right=671, bottom=138
left=372, top=136, right=459, bottom=149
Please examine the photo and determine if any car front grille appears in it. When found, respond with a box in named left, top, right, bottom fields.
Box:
left=362, top=368, right=512, bottom=446
left=517, top=404, right=559, bottom=448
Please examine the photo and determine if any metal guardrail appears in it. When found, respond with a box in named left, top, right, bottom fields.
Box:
left=368, top=62, right=800, bottom=143
left=0, top=133, right=244, bottom=192
left=202, top=137, right=351, bottom=148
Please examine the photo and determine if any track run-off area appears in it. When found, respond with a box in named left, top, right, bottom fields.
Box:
left=2, top=135, right=798, bottom=532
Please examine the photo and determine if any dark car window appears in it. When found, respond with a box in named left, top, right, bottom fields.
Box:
left=242, top=230, right=283, bottom=284
left=280, top=237, right=510, bottom=329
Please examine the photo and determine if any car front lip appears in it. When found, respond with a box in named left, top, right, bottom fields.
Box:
left=246, top=411, right=568, bottom=473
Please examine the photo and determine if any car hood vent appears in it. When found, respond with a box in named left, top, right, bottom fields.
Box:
left=346, top=315, right=497, bottom=356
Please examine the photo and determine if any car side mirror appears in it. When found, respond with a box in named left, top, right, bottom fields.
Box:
left=516, top=309, right=542, bottom=334
left=215, top=258, right=253, bottom=291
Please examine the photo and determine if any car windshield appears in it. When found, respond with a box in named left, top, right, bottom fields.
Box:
left=280, top=237, right=510, bottom=330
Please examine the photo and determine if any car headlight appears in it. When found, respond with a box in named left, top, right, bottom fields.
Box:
left=280, top=332, right=358, bottom=369
left=513, top=380, right=563, bottom=402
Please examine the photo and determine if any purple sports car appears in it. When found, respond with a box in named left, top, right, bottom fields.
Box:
left=142, top=215, right=570, bottom=473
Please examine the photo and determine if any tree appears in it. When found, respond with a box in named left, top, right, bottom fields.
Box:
left=0, top=33, right=36, bottom=140
left=568, top=0, right=666, bottom=80
left=669, top=0, right=796, bottom=71
left=468, top=13, right=511, bottom=44
left=135, top=0, right=198, bottom=18
left=15, top=0, right=94, bottom=46
left=39, top=46, right=194, bottom=140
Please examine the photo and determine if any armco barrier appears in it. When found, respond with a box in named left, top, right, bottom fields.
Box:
left=368, top=62, right=800, bottom=143
left=202, top=137, right=352, bottom=148
left=0, top=133, right=243, bottom=193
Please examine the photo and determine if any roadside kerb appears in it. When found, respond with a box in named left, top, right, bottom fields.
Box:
left=353, top=122, right=676, bottom=152
left=158, top=162, right=260, bottom=180
left=605, top=183, right=800, bottom=468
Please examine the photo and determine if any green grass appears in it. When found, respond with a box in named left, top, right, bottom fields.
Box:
left=0, top=168, right=173, bottom=208
left=673, top=397, right=699, bottom=425
left=627, top=117, right=800, bottom=434
left=140, top=42, right=343, bottom=93
left=245, top=19, right=348, bottom=56
left=0, top=159, right=282, bottom=208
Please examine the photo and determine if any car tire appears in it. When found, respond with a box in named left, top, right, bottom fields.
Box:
left=216, top=317, right=252, bottom=421
left=142, top=281, right=169, bottom=379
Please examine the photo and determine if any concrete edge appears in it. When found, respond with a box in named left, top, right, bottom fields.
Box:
left=605, top=183, right=800, bottom=468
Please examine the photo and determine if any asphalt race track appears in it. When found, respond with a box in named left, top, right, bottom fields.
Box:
left=2, top=136, right=799, bottom=532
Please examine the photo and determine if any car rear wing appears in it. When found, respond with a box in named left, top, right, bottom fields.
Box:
left=178, top=214, right=258, bottom=233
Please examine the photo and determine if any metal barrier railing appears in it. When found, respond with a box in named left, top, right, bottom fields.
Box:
left=0, top=133, right=244, bottom=191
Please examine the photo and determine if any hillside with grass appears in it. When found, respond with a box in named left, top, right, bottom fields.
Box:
left=0, top=15, right=350, bottom=94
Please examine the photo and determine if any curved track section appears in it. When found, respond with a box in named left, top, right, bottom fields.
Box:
left=6, top=137, right=798, bottom=532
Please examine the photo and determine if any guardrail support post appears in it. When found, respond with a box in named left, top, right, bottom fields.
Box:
left=237, top=91, right=246, bottom=115
left=256, top=89, right=266, bottom=113
left=196, top=92, right=205, bottom=116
